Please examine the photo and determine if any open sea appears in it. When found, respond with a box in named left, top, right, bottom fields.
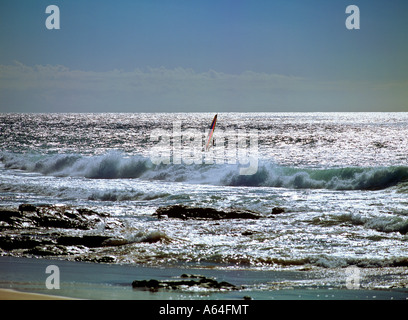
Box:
left=1, top=112, right=408, bottom=292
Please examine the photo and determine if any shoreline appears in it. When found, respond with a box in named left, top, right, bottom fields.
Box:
left=1, top=256, right=407, bottom=300
left=0, top=288, right=76, bottom=300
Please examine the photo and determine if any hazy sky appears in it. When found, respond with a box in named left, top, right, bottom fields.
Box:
left=0, top=0, right=407, bottom=112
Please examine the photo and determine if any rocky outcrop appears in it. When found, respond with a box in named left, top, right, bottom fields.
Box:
left=271, top=207, right=285, bottom=215
left=1, top=204, right=109, bottom=230
left=0, top=204, right=126, bottom=260
left=154, top=205, right=261, bottom=220
left=132, top=274, right=238, bottom=292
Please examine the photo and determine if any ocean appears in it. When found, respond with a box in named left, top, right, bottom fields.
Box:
left=1, top=112, right=408, bottom=292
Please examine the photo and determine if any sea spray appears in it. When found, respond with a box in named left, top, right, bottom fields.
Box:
left=1, top=151, right=407, bottom=190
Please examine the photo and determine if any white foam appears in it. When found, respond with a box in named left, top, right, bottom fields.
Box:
left=1, top=151, right=407, bottom=191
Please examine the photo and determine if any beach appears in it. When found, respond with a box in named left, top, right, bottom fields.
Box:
left=0, top=288, right=74, bottom=300
left=1, top=113, right=408, bottom=302
left=1, top=256, right=407, bottom=301
left=2, top=0, right=408, bottom=310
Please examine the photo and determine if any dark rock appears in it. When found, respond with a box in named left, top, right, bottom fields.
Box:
left=101, top=238, right=129, bottom=246
left=96, top=255, right=116, bottom=263
left=132, top=279, right=161, bottom=290
left=0, top=208, right=22, bottom=221
left=17, top=205, right=116, bottom=230
left=18, top=204, right=37, bottom=213
left=0, top=235, right=48, bottom=250
left=0, top=232, right=88, bottom=254
left=0, top=209, right=24, bottom=229
left=57, top=235, right=112, bottom=247
left=0, top=204, right=126, bottom=260
left=34, top=205, right=101, bottom=230
left=76, top=255, right=117, bottom=263
left=25, top=245, right=68, bottom=256
left=180, top=273, right=205, bottom=279
left=271, top=207, right=285, bottom=215
left=154, top=205, right=261, bottom=220
left=132, top=274, right=237, bottom=291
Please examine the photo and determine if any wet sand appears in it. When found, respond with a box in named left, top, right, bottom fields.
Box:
left=0, top=288, right=75, bottom=300
left=1, top=256, right=407, bottom=301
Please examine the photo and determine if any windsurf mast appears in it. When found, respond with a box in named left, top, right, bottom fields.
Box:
left=205, top=114, right=217, bottom=151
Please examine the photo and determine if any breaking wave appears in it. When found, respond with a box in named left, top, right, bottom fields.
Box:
left=0, top=151, right=149, bottom=179
left=223, top=163, right=408, bottom=191
left=1, top=151, right=407, bottom=191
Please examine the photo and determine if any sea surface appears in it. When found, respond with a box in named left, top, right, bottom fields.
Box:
left=1, top=112, right=408, bottom=291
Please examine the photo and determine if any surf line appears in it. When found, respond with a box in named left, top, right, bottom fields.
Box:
left=149, top=121, right=258, bottom=175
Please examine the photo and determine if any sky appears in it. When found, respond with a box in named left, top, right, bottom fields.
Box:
left=0, top=0, right=407, bottom=112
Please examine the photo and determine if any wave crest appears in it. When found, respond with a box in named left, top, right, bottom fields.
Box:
left=1, top=151, right=407, bottom=191
left=1, top=151, right=150, bottom=179
left=223, top=163, right=408, bottom=191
